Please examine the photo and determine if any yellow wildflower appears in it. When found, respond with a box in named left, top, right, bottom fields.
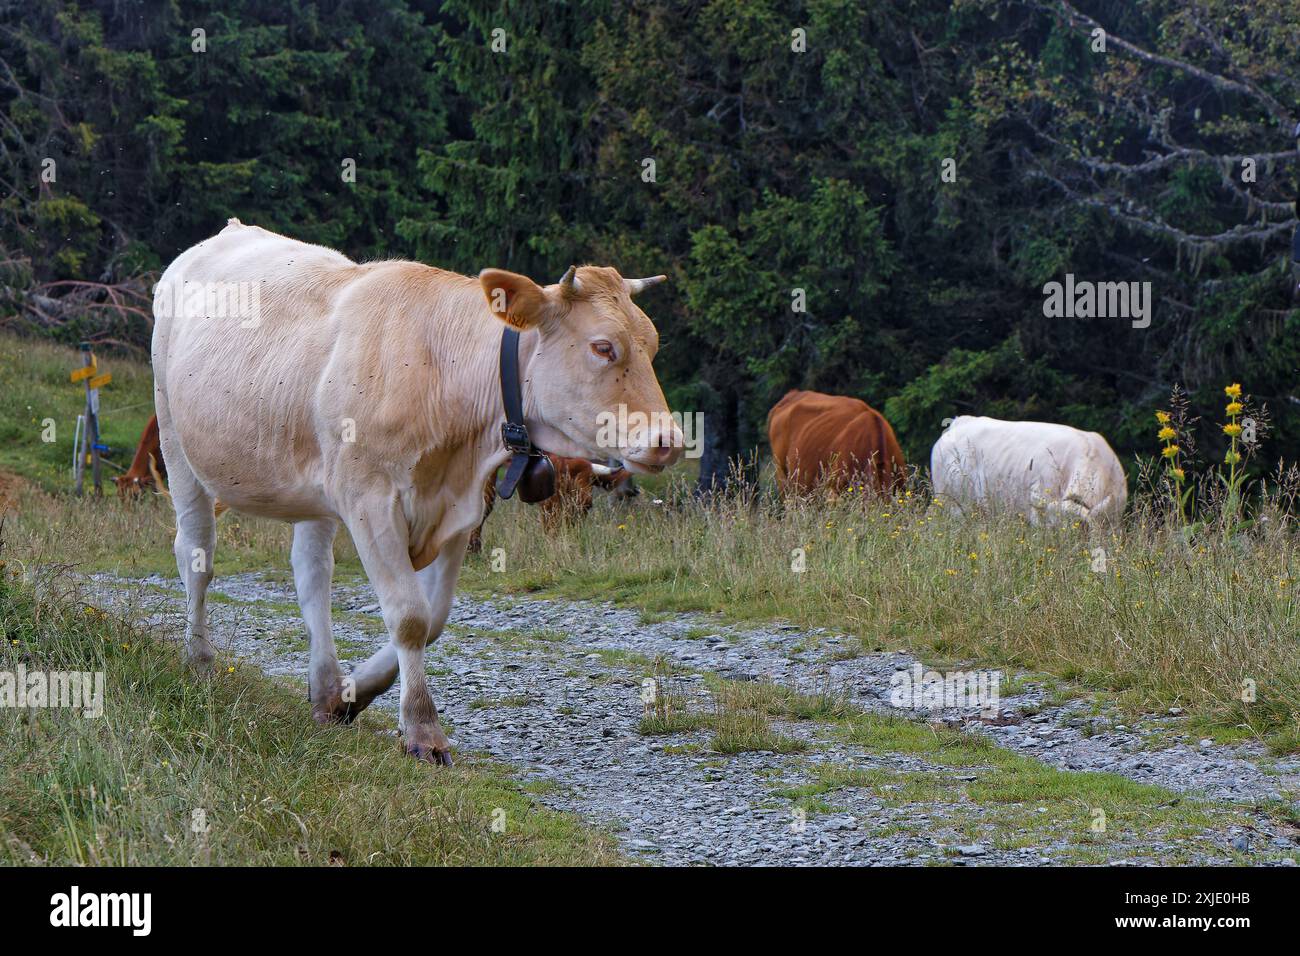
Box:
left=1161, top=444, right=1179, bottom=459
left=1155, top=410, right=1171, bottom=424
left=1224, top=383, right=1242, bottom=398
left=1157, top=426, right=1176, bottom=441
left=1223, top=423, right=1242, bottom=437
left=1225, top=402, right=1243, bottom=416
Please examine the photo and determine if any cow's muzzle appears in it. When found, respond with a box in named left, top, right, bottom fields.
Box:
left=621, top=423, right=684, bottom=474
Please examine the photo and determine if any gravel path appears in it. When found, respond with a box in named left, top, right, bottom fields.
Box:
left=86, top=571, right=1300, bottom=866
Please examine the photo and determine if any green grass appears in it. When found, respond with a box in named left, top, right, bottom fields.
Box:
left=637, top=711, right=713, bottom=735
left=635, top=670, right=808, bottom=754
left=0, top=568, right=619, bottom=865
left=772, top=713, right=1287, bottom=864
left=836, top=712, right=1006, bottom=764
left=705, top=676, right=857, bottom=722
left=0, top=334, right=158, bottom=493
left=710, top=709, right=808, bottom=755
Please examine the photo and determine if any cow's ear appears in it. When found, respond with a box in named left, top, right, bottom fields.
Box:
left=479, top=269, right=550, bottom=330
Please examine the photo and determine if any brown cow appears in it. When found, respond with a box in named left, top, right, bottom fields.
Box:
left=542, top=456, right=636, bottom=528
left=114, top=414, right=167, bottom=497
left=767, top=389, right=906, bottom=494
left=468, top=455, right=635, bottom=552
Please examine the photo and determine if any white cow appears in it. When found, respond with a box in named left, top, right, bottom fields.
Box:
left=152, top=220, right=682, bottom=763
left=930, top=416, right=1127, bottom=525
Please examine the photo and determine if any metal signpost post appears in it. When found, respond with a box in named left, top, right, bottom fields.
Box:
left=71, top=342, right=111, bottom=497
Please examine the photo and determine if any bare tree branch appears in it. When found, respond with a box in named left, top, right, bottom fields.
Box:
left=1033, top=0, right=1294, bottom=128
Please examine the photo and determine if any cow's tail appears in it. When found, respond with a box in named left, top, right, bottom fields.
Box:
left=148, top=453, right=227, bottom=518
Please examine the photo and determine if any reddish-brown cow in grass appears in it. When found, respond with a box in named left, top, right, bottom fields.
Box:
left=468, top=455, right=636, bottom=552
left=767, top=389, right=906, bottom=495
left=114, top=414, right=166, bottom=498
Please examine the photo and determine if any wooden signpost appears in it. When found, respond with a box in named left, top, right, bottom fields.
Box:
left=72, top=343, right=109, bottom=496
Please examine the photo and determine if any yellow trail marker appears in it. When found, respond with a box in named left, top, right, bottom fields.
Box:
left=70, top=358, right=98, bottom=383
left=88, top=372, right=112, bottom=389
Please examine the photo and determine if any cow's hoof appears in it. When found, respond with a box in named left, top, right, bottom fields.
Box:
left=312, top=702, right=355, bottom=725
left=312, top=696, right=362, bottom=725
left=186, top=640, right=216, bottom=673
left=403, top=721, right=454, bottom=766
left=186, top=655, right=216, bottom=677
left=405, top=742, right=454, bottom=766
left=310, top=680, right=357, bottom=725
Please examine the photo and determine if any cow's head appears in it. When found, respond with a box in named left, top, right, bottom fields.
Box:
left=114, top=474, right=153, bottom=498
left=479, top=265, right=683, bottom=474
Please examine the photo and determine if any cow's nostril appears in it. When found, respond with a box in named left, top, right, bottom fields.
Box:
left=650, top=443, right=681, bottom=466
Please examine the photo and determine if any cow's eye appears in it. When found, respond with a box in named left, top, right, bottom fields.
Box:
left=590, top=340, right=616, bottom=362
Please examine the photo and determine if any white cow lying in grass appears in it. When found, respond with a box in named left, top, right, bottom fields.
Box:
left=930, top=416, right=1127, bottom=526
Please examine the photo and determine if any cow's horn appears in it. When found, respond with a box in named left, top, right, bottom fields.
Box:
left=625, top=275, right=667, bottom=295
left=558, top=265, right=581, bottom=294
left=589, top=462, right=614, bottom=476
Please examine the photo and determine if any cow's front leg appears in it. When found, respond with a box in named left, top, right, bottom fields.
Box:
left=291, top=518, right=346, bottom=723
left=344, top=496, right=455, bottom=764
left=411, top=529, right=469, bottom=730
left=343, top=536, right=468, bottom=722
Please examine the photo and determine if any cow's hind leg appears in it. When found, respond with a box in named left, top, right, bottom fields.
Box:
left=167, top=456, right=218, bottom=670
left=344, top=496, right=456, bottom=764
left=292, top=518, right=347, bottom=723
left=346, top=642, right=398, bottom=715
